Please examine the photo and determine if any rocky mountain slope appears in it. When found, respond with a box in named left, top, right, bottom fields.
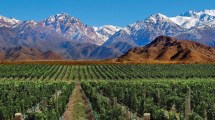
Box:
left=42, top=13, right=105, bottom=45
left=116, top=36, right=215, bottom=63
left=103, top=13, right=186, bottom=46
left=1, top=46, right=62, bottom=61
left=93, top=25, right=121, bottom=42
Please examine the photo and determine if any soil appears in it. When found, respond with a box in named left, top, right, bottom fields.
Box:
left=63, top=84, right=88, bottom=120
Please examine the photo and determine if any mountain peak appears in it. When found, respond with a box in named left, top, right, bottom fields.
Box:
left=0, top=16, right=20, bottom=22
left=203, top=10, right=215, bottom=16
left=56, top=13, right=70, bottom=16
left=54, top=13, right=77, bottom=20
left=181, top=10, right=215, bottom=17
left=180, top=10, right=196, bottom=17
left=147, top=35, right=176, bottom=46
left=146, top=13, right=169, bottom=23
left=43, top=13, right=79, bottom=24
left=155, top=13, right=167, bottom=17
left=150, top=13, right=168, bottom=19
left=0, top=16, right=20, bottom=27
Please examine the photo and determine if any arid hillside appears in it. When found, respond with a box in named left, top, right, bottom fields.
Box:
left=116, top=36, right=215, bottom=63
left=0, top=46, right=62, bottom=61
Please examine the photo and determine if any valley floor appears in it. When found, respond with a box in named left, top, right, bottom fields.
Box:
left=1, top=60, right=215, bottom=65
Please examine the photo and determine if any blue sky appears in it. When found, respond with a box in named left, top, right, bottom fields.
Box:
left=0, top=0, right=214, bottom=27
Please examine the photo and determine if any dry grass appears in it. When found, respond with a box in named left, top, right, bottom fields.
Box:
left=0, top=60, right=214, bottom=65
left=0, top=60, right=115, bottom=65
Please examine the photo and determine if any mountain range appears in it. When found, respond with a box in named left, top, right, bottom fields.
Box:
left=0, top=10, right=215, bottom=60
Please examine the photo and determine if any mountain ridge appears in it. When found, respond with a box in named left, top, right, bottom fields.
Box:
left=104, top=10, right=215, bottom=47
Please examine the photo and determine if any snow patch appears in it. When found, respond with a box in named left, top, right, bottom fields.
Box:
left=0, top=16, right=20, bottom=27
left=170, top=10, right=215, bottom=28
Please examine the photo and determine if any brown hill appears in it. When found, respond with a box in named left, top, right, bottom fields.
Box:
left=116, top=36, right=215, bottom=63
left=39, top=50, right=63, bottom=60
left=1, top=46, right=62, bottom=61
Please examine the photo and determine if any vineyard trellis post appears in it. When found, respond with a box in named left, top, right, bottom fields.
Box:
left=185, top=87, right=192, bottom=120
left=113, top=97, right=117, bottom=107
left=143, top=113, right=150, bottom=120
left=125, top=107, right=130, bottom=119
left=100, top=90, right=103, bottom=96
left=15, top=113, right=22, bottom=120
left=204, top=109, right=208, bottom=120
left=157, top=88, right=161, bottom=105
left=55, top=89, right=59, bottom=114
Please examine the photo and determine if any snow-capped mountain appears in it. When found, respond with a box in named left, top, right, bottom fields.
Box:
left=42, top=13, right=105, bottom=45
left=170, top=10, right=215, bottom=28
left=103, top=13, right=186, bottom=46
left=104, top=10, right=215, bottom=47
left=0, top=13, right=113, bottom=45
left=94, top=25, right=121, bottom=41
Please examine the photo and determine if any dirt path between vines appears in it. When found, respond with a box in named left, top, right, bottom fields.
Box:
left=63, top=84, right=88, bottom=120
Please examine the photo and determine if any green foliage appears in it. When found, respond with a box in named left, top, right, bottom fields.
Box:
left=0, top=80, right=74, bottom=120
left=82, top=79, right=215, bottom=120
left=82, top=82, right=123, bottom=120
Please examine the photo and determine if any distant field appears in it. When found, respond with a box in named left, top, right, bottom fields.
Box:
left=0, top=64, right=214, bottom=119
left=0, top=64, right=214, bottom=80
left=0, top=60, right=212, bottom=65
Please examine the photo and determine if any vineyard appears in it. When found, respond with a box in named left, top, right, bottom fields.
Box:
left=0, top=64, right=214, bottom=120
left=82, top=79, right=215, bottom=119
left=0, top=80, right=74, bottom=119
left=0, top=64, right=214, bottom=80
